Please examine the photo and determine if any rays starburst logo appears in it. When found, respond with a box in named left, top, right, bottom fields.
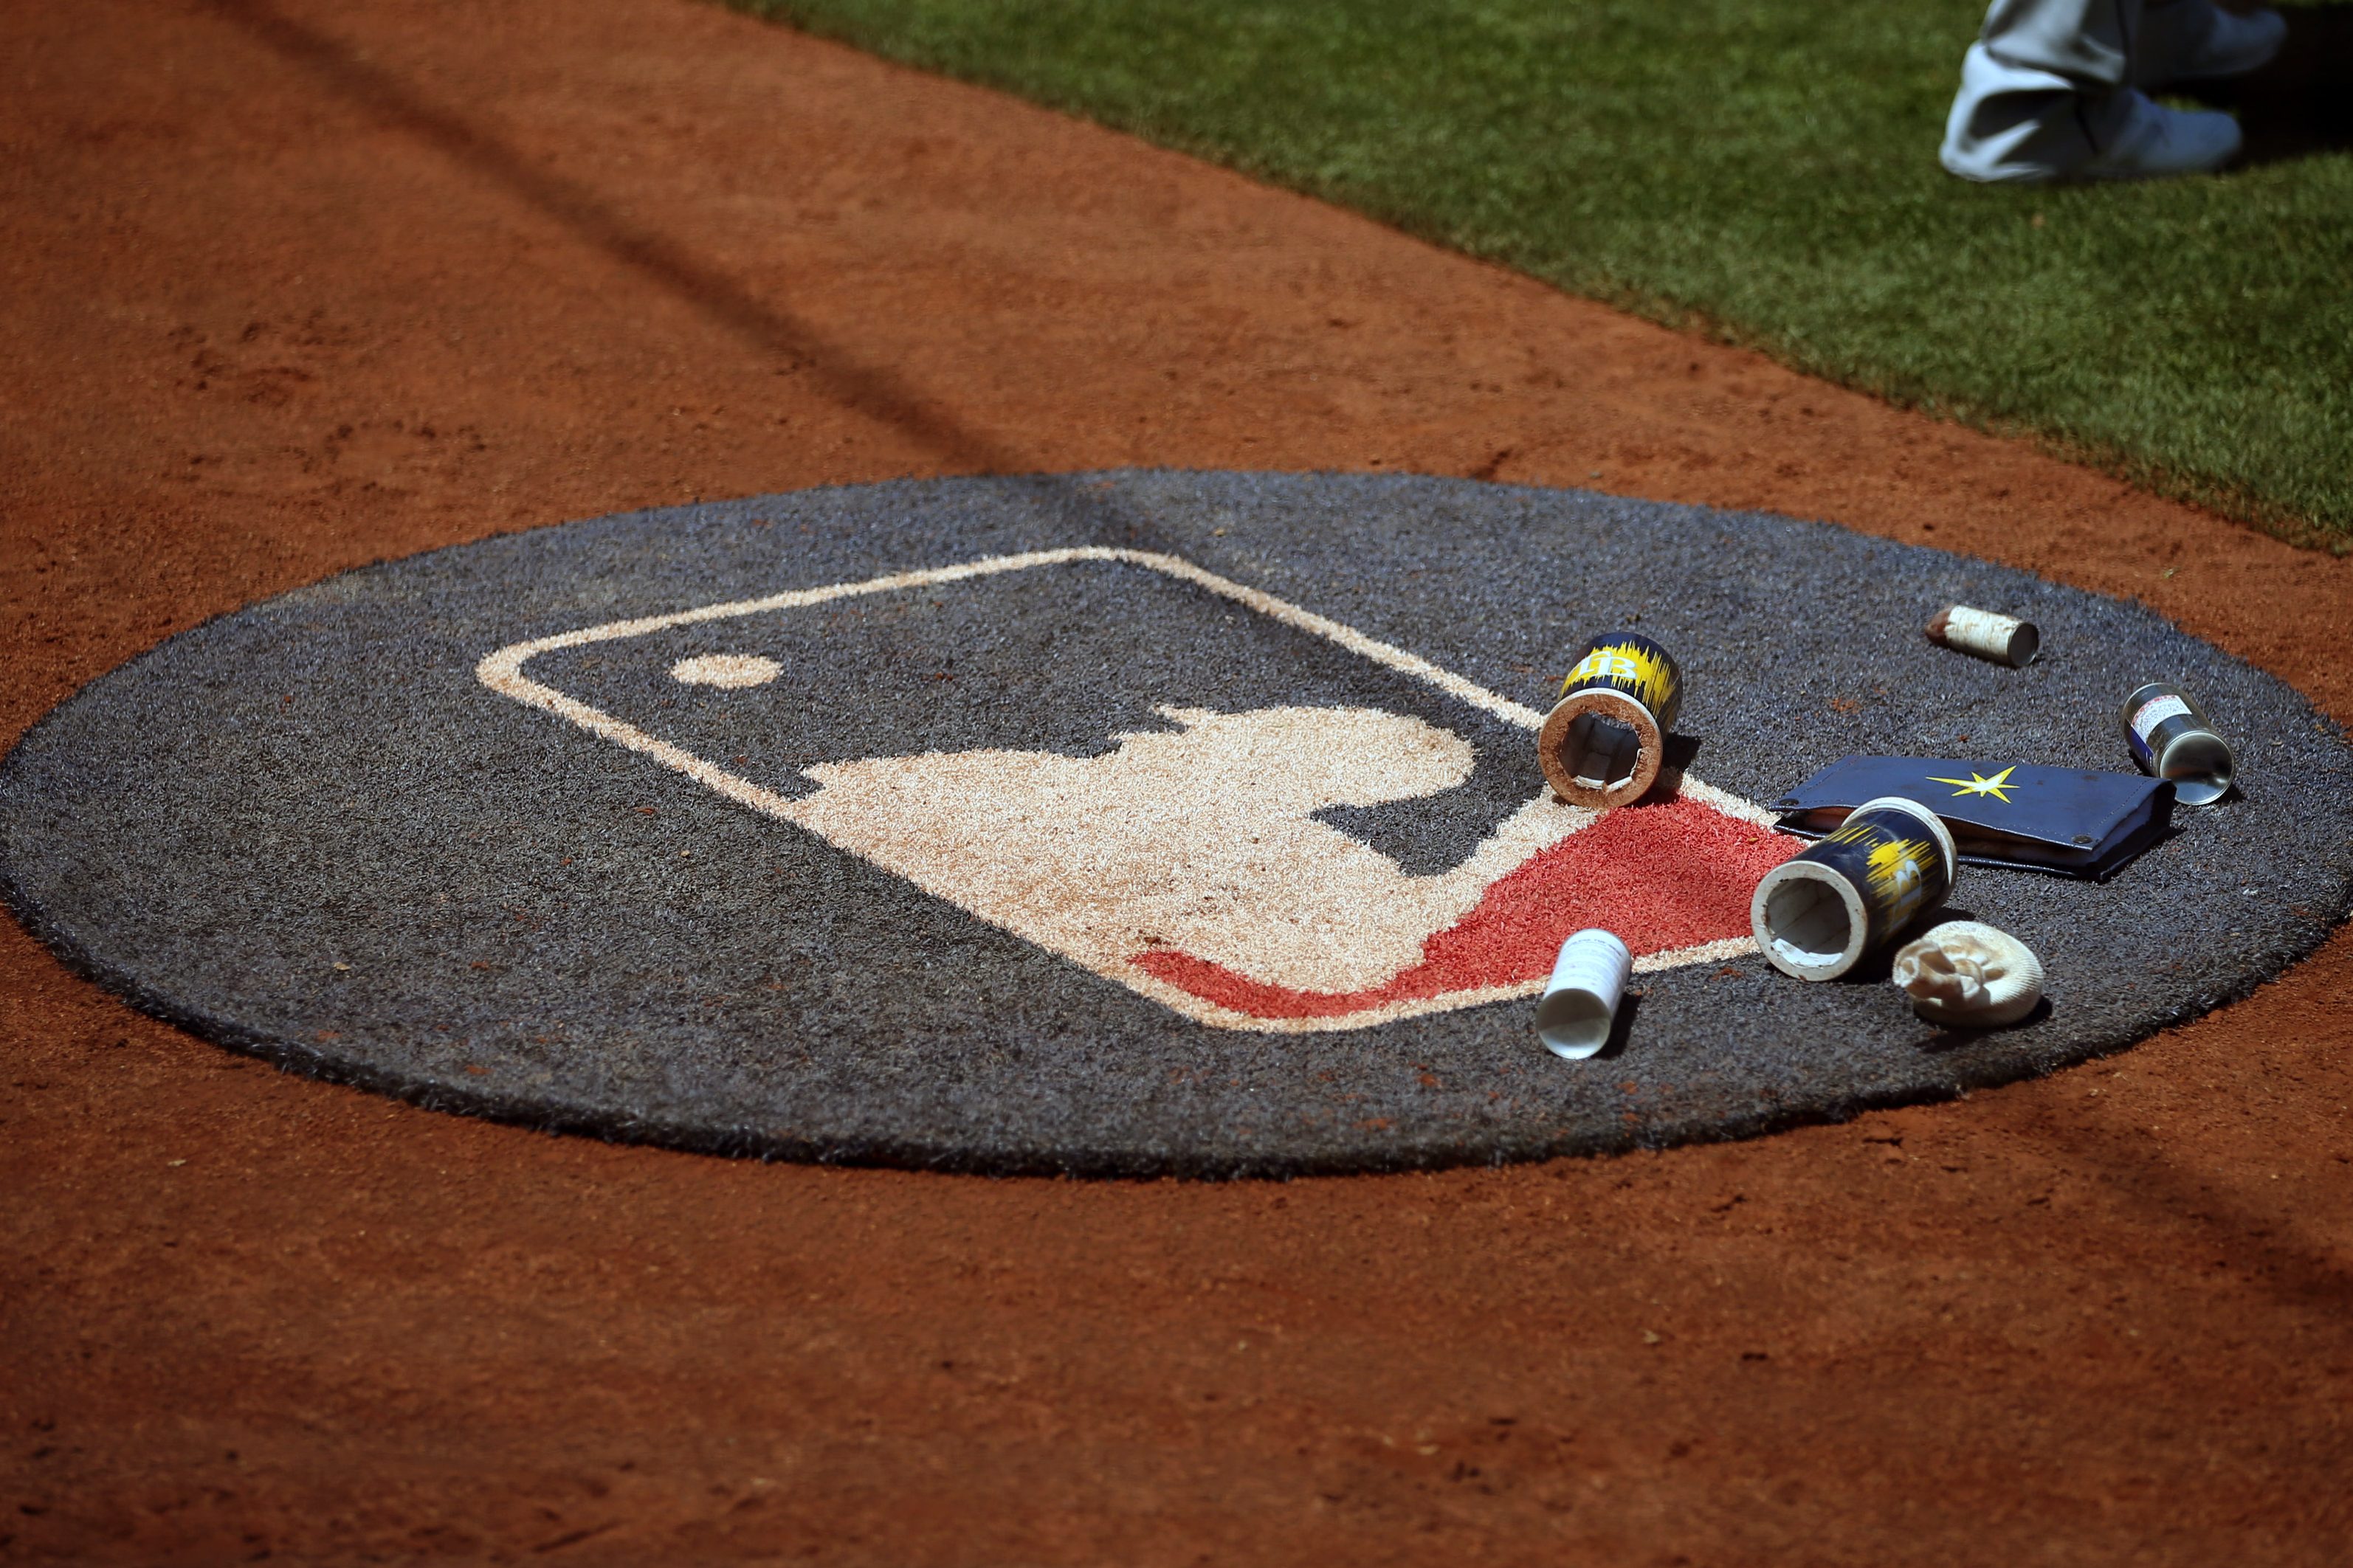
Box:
left=1926, top=764, right=2018, bottom=803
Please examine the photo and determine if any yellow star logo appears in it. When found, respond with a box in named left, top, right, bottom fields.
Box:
left=1926, top=764, right=2019, bottom=803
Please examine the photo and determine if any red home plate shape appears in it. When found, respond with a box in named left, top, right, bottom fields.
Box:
left=1131, top=792, right=1793, bottom=1023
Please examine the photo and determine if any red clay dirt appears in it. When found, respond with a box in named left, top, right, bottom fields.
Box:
left=5, top=1, right=2351, bottom=1562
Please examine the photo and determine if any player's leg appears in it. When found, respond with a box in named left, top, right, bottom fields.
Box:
left=1937, top=0, right=2248, bottom=181
left=2132, top=0, right=2286, bottom=87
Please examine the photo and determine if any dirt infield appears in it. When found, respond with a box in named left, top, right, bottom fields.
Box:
left=5, top=0, right=2352, bottom=1561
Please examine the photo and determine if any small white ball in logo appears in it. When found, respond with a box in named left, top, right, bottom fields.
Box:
left=669, top=653, right=782, bottom=689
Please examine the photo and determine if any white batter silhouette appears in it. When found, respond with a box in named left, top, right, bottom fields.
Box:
left=783, top=705, right=1595, bottom=995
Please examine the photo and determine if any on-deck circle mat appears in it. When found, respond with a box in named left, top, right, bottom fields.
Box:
left=4, top=472, right=2349, bottom=1175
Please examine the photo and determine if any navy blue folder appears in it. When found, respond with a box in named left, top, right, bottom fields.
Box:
left=1772, top=756, right=2175, bottom=879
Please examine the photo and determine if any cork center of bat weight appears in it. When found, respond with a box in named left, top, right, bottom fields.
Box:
left=1539, top=688, right=1665, bottom=808
left=3, top=470, right=2349, bottom=1177
left=1563, top=711, right=1642, bottom=792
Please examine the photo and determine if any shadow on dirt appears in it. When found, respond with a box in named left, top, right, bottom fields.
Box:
left=210, top=0, right=1019, bottom=472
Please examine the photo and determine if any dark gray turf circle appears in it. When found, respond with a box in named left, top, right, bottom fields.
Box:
left=6, top=472, right=2351, bottom=1177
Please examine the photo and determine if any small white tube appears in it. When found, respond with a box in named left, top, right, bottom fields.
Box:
left=1927, top=605, right=2039, bottom=668
left=1536, top=928, right=1633, bottom=1060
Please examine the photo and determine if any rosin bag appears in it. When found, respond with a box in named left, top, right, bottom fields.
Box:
left=1537, top=632, right=1684, bottom=809
left=1535, top=928, right=1633, bottom=1060
left=1750, top=796, right=1957, bottom=981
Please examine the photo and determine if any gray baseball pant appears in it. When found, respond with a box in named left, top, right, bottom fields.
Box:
left=1941, top=0, right=2209, bottom=179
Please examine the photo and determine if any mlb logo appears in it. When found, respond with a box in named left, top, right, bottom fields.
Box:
left=479, top=548, right=1790, bottom=1032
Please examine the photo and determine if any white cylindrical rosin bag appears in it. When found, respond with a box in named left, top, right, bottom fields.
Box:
left=1536, top=928, right=1633, bottom=1060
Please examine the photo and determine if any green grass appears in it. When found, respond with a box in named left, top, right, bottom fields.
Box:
left=737, top=0, right=2353, bottom=542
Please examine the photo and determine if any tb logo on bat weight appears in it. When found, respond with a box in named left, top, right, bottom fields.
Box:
left=478, top=548, right=1791, bottom=1032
